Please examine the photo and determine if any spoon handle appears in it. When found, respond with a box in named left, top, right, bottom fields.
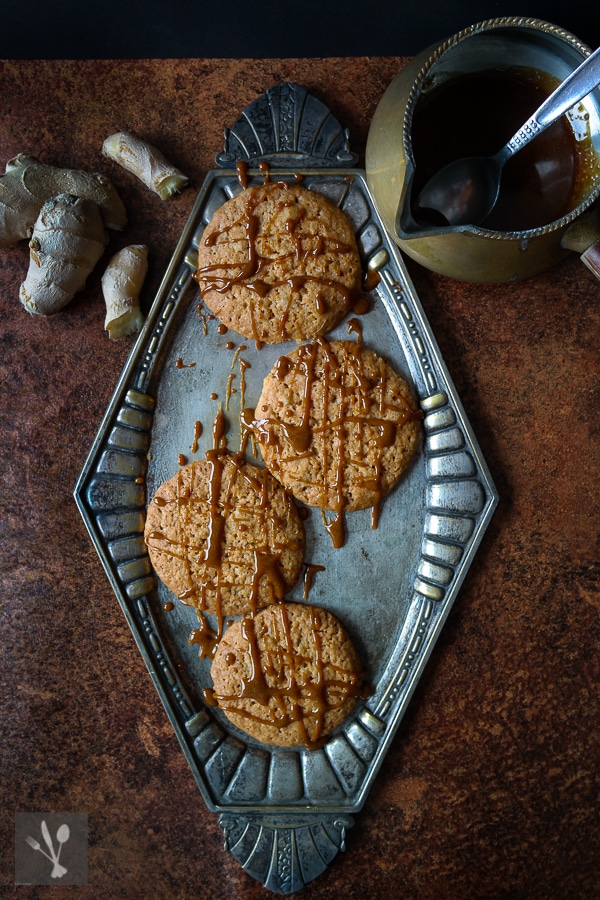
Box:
left=504, top=44, right=600, bottom=157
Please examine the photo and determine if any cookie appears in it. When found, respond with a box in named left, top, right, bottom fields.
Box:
left=195, top=180, right=362, bottom=344
left=210, top=602, right=364, bottom=748
left=144, top=454, right=305, bottom=618
left=252, top=338, right=422, bottom=526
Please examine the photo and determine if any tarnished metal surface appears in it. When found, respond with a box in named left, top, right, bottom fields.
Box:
left=74, top=84, right=498, bottom=893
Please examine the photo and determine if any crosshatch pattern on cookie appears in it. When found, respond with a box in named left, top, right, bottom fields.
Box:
left=144, top=454, right=305, bottom=619
left=252, top=338, right=423, bottom=546
left=195, top=181, right=362, bottom=345
left=210, top=603, right=365, bottom=748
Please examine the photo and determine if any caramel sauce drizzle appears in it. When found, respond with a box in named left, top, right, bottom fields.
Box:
left=231, top=343, right=247, bottom=368
left=225, top=372, right=235, bottom=410
left=253, top=337, right=423, bottom=547
left=211, top=603, right=363, bottom=749
left=147, top=168, right=389, bottom=739
left=237, top=356, right=252, bottom=454
left=196, top=302, right=208, bottom=335
left=146, top=409, right=302, bottom=658
left=194, top=183, right=358, bottom=345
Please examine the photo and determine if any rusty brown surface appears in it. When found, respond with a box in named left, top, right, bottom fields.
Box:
left=0, top=58, right=598, bottom=898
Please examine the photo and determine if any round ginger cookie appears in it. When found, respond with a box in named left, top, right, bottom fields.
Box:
left=144, top=455, right=305, bottom=617
left=253, top=338, right=423, bottom=516
left=195, top=181, right=362, bottom=344
left=210, top=603, right=365, bottom=748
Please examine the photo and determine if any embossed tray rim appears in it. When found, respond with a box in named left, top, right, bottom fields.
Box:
left=74, top=83, right=498, bottom=893
left=75, top=164, right=498, bottom=808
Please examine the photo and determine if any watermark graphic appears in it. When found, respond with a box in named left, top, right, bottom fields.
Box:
left=15, top=813, right=88, bottom=885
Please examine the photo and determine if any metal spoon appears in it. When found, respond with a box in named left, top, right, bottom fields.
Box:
left=415, top=45, right=600, bottom=227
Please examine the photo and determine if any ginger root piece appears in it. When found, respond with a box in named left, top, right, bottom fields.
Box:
left=0, top=153, right=127, bottom=247
left=102, top=132, right=189, bottom=199
left=101, top=244, right=148, bottom=339
left=19, top=193, right=107, bottom=316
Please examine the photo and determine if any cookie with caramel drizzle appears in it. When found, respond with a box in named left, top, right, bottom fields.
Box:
left=208, top=602, right=365, bottom=748
left=250, top=338, right=423, bottom=547
left=144, top=438, right=305, bottom=620
left=195, top=181, right=362, bottom=345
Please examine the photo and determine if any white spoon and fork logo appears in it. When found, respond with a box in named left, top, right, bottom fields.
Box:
left=25, top=819, right=70, bottom=878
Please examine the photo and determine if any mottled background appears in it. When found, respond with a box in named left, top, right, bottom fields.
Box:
left=0, top=55, right=598, bottom=899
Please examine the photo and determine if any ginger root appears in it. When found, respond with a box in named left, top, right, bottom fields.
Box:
left=0, top=153, right=126, bottom=247
left=102, top=132, right=189, bottom=199
left=19, top=193, right=107, bottom=316
left=101, top=244, right=148, bottom=339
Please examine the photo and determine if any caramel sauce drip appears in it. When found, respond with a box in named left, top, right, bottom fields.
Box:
left=203, top=687, right=218, bottom=706
left=273, top=356, right=292, bottom=381
left=362, top=269, right=381, bottom=292
left=191, top=420, right=203, bottom=453
left=189, top=611, right=221, bottom=660
left=352, top=294, right=371, bottom=315
left=251, top=549, right=288, bottom=603
left=347, top=317, right=362, bottom=342
left=322, top=510, right=346, bottom=549
left=213, top=603, right=363, bottom=749
left=236, top=160, right=248, bottom=188
left=302, top=563, right=326, bottom=601
left=175, top=356, right=196, bottom=369
left=194, top=183, right=358, bottom=343
left=254, top=337, right=423, bottom=547
left=240, top=406, right=256, bottom=451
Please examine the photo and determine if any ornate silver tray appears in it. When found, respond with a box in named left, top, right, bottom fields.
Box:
left=74, top=83, right=498, bottom=894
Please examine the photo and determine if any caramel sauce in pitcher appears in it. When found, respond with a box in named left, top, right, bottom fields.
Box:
left=411, top=66, right=597, bottom=231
